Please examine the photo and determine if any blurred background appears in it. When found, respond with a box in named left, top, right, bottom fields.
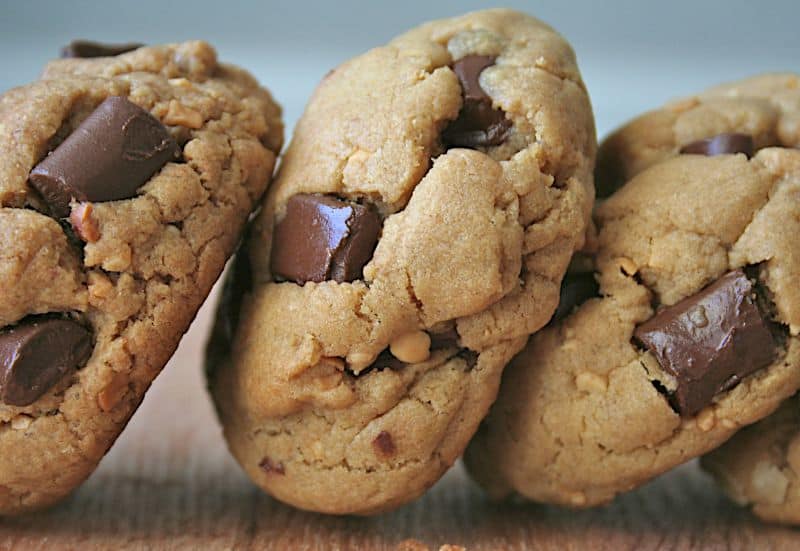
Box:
left=1, top=0, right=797, bottom=138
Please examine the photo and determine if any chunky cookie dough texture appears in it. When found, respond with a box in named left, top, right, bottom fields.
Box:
left=207, top=8, right=595, bottom=515
left=465, top=74, right=800, bottom=508
left=702, top=393, right=800, bottom=525
left=0, top=41, right=282, bottom=513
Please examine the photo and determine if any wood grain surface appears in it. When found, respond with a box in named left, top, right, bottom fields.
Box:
left=1, top=290, right=799, bottom=550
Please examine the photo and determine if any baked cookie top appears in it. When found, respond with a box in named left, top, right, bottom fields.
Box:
left=596, top=73, right=800, bottom=197
left=207, top=8, right=595, bottom=514
left=465, top=74, right=800, bottom=508
left=0, top=41, right=282, bottom=512
left=703, top=393, right=800, bottom=525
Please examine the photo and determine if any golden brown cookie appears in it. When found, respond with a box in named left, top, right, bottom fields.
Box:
left=465, top=74, right=800, bottom=508
left=206, top=9, right=595, bottom=515
left=0, top=41, right=282, bottom=513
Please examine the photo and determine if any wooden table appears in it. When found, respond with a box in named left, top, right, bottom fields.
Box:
left=2, top=292, right=799, bottom=550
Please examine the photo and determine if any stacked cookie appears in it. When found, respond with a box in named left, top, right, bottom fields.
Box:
left=0, top=40, right=282, bottom=512
left=465, top=73, right=800, bottom=520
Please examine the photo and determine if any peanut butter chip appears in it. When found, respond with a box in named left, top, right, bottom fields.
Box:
left=98, top=372, right=129, bottom=412
left=163, top=99, right=204, bottom=129
left=617, top=257, right=638, bottom=276
left=696, top=408, right=716, bottom=432
left=574, top=371, right=608, bottom=393
left=10, top=415, right=32, bottom=431
left=70, top=202, right=100, bottom=242
left=389, top=330, right=431, bottom=363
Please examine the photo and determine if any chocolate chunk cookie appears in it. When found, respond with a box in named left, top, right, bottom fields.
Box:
left=0, top=41, right=282, bottom=513
left=206, top=9, right=595, bottom=515
left=464, top=74, right=800, bottom=508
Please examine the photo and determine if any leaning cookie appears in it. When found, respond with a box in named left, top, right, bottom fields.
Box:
left=206, top=8, right=595, bottom=515
left=0, top=41, right=282, bottom=513
left=702, top=394, right=800, bottom=525
left=464, top=75, right=800, bottom=508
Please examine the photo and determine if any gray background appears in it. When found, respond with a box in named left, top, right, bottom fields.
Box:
left=1, top=0, right=797, bottom=138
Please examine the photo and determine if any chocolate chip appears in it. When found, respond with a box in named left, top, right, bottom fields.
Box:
left=0, top=318, right=92, bottom=406
left=442, top=55, right=512, bottom=148
left=258, top=457, right=285, bottom=475
left=29, top=96, right=179, bottom=217
left=271, top=194, right=381, bottom=285
left=61, top=40, right=143, bottom=58
left=372, top=431, right=396, bottom=457
left=634, top=270, right=777, bottom=416
left=680, top=133, right=754, bottom=158
left=551, top=272, right=600, bottom=323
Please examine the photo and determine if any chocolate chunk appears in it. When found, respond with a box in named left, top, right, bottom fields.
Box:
left=29, top=96, right=179, bottom=217
left=442, top=55, right=512, bottom=148
left=61, top=40, right=143, bottom=58
left=271, top=194, right=381, bottom=284
left=680, top=133, right=754, bottom=158
left=0, top=318, right=92, bottom=406
left=372, top=431, right=397, bottom=457
left=634, top=270, right=777, bottom=416
left=551, top=272, right=599, bottom=323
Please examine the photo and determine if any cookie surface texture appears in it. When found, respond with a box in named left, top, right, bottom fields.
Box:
left=206, top=8, right=595, bottom=515
left=0, top=41, right=282, bottom=513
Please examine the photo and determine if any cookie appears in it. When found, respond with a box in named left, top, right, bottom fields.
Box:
left=0, top=41, right=282, bottom=513
left=464, top=74, right=800, bottom=508
left=596, top=73, right=800, bottom=197
left=206, top=8, right=595, bottom=515
left=702, top=394, right=800, bottom=525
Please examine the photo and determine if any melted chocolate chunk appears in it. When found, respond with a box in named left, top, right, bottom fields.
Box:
left=271, top=194, right=381, bottom=284
left=0, top=318, right=92, bottom=406
left=29, top=96, right=179, bottom=217
left=551, top=272, right=600, bottom=323
left=442, top=55, right=511, bottom=148
left=680, top=133, right=754, bottom=158
left=634, top=270, right=777, bottom=416
left=61, top=40, right=143, bottom=58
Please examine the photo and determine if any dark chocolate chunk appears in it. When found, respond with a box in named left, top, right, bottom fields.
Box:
left=442, top=55, right=512, bottom=148
left=680, top=133, right=754, bottom=158
left=271, top=194, right=381, bottom=284
left=29, top=96, right=179, bottom=217
left=634, top=270, right=777, bottom=416
left=0, top=318, right=92, bottom=406
left=551, top=272, right=599, bottom=323
left=61, top=40, right=143, bottom=58
left=372, top=431, right=397, bottom=457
